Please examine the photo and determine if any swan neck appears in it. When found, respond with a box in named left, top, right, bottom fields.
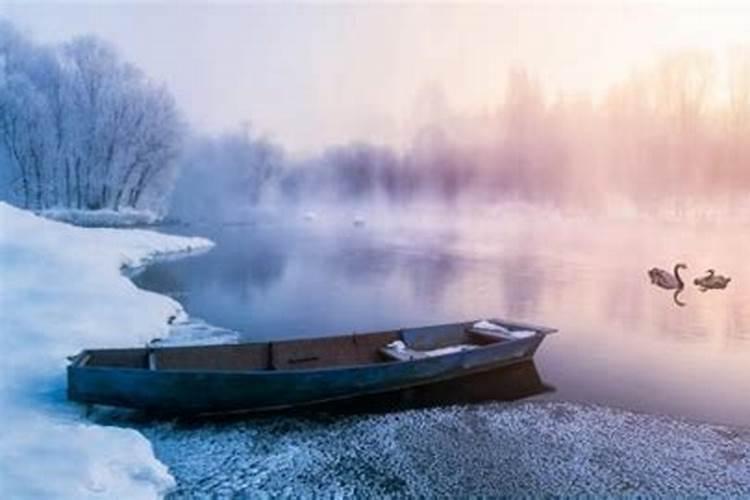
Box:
left=673, top=265, right=685, bottom=288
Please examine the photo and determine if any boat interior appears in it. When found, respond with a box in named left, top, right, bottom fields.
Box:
left=77, top=320, right=547, bottom=372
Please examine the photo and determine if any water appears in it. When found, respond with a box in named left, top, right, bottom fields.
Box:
left=133, top=206, right=750, bottom=426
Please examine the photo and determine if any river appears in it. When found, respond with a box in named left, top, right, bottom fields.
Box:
left=133, top=205, right=750, bottom=426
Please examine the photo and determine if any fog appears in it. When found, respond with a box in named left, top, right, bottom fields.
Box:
left=171, top=52, right=750, bottom=222
left=2, top=4, right=750, bottom=222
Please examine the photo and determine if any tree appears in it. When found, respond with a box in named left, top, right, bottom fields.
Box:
left=0, top=22, right=183, bottom=214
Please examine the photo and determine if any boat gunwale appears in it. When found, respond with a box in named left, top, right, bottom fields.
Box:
left=69, top=322, right=555, bottom=376
left=70, top=340, right=533, bottom=375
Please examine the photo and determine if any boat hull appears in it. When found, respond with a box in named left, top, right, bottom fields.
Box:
left=68, top=333, right=545, bottom=415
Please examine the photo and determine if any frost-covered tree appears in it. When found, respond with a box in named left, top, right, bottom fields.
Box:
left=0, top=22, right=182, bottom=213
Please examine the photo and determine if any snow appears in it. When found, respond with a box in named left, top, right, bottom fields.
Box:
left=472, top=320, right=510, bottom=333
left=420, top=344, right=479, bottom=357
left=0, top=202, right=213, bottom=499
left=151, top=317, right=239, bottom=347
left=386, top=340, right=407, bottom=351
left=472, top=321, right=537, bottom=339
left=383, top=340, right=479, bottom=360
left=508, top=329, right=536, bottom=339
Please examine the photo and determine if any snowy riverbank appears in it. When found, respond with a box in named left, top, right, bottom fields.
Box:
left=0, top=203, right=212, bottom=498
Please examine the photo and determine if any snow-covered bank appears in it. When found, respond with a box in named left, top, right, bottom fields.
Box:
left=0, top=202, right=213, bottom=498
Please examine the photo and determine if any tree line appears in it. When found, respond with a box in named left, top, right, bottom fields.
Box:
left=0, top=22, right=181, bottom=213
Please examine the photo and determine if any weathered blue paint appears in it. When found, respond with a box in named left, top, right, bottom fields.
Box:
left=67, top=319, right=555, bottom=415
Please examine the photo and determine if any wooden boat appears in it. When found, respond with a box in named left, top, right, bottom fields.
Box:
left=67, top=318, right=557, bottom=415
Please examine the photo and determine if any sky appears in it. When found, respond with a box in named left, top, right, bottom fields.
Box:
left=2, top=1, right=750, bottom=154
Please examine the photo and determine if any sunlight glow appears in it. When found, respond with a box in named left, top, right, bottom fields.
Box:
left=4, top=2, right=750, bottom=151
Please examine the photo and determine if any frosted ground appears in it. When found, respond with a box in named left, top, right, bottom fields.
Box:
left=129, top=401, right=750, bottom=498
left=1, top=201, right=748, bottom=498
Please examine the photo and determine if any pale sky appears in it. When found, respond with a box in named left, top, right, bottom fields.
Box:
left=2, top=1, right=749, bottom=153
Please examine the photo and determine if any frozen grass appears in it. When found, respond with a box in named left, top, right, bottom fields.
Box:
left=138, top=401, right=750, bottom=498
left=40, top=207, right=163, bottom=227
left=0, top=202, right=213, bottom=498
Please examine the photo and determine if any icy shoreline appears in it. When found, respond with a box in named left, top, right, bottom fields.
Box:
left=0, top=202, right=213, bottom=499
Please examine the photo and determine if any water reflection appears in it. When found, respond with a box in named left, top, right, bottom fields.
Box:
left=134, top=226, right=290, bottom=331
left=670, top=288, right=686, bottom=307
left=498, top=253, right=547, bottom=318
left=134, top=212, right=750, bottom=425
left=403, top=251, right=460, bottom=305
left=311, top=360, right=552, bottom=417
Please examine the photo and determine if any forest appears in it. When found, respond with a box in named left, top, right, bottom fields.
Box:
left=2, top=21, right=749, bottom=222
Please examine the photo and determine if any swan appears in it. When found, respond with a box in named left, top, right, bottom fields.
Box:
left=693, top=269, right=731, bottom=291
left=648, top=263, right=687, bottom=290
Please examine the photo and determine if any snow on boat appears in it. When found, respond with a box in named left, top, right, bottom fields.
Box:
left=67, top=318, right=557, bottom=415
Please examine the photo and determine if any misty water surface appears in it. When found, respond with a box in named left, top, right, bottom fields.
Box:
left=134, top=206, right=750, bottom=426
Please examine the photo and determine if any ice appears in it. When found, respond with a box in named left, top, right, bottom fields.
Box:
left=383, top=340, right=478, bottom=360
left=0, top=202, right=213, bottom=498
